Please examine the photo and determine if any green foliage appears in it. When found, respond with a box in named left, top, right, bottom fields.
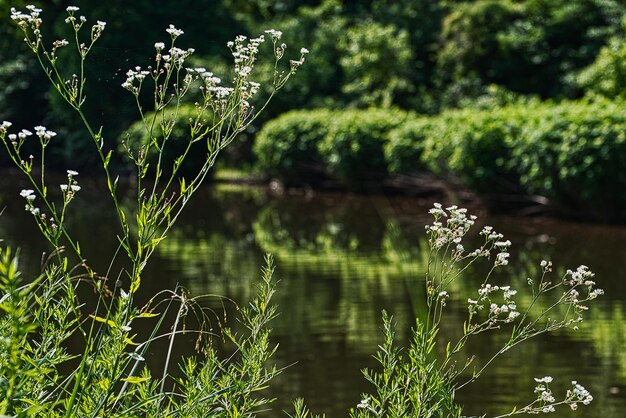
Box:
left=510, top=99, right=626, bottom=221
left=226, top=0, right=347, bottom=117
left=418, top=108, right=525, bottom=194
left=256, top=98, right=626, bottom=220
left=577, top=28, right=626, bottom=98
left=438, top=0, right=523, bottom=83
left=384, top=117, right=434, bottom=175
left=0, top=4, right=612, bottom=418
left=254, top=109, right=331, bottom=184
left=349, top=313, right=461, bottom=418
left=255, top=108, right=411, bottom=187
left=338, top=21, right=413, bottom=108
left=319, top=109, right=411, bottom=185
left=1, top=5, right=310, bottom=416
left=436, top=0, right=626, bottom=100
left=4, top=0, right=626, bottom=171
left=384, top=99, right=626, bottom=221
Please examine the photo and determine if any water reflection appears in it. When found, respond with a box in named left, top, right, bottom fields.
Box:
left=0, top=177, right=625, bottom=417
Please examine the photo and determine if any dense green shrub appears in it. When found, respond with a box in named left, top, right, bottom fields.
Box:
left=389, top=108, right=525, bottom=194
left=512, top=100, right=626, bottom=221
left=319, top=109, right=411, bottom=185
left=256, top=100, right=626, bottom=221
left=384, top=117, right=433, bottom=174
left=256, top=108, right=411, bottom=187
left=386, top=99, right=626, bottom=221
left=436, top=0, right=626, bottom=100
left=254, top=109, right=332, bottom=184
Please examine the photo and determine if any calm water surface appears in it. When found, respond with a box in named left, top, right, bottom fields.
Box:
left=1, top=176, right=625, bottom=417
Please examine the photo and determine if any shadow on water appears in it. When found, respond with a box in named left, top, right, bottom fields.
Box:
left=1, top=172, right=625, bottom=417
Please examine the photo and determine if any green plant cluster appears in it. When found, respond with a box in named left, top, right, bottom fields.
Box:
left=254, top=108, right=411, bottom=186
left=409, top=99, right=626, bottom=222
left=256, top=98, right=626, bottom=221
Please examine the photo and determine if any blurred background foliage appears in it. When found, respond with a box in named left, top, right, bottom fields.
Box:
left=4, top=0, right=626, bottom=219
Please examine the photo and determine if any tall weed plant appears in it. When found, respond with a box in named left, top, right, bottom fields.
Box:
left=0, top=5, right=603, bottom=417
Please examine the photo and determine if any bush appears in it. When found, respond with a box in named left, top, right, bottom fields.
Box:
left=386, top=99, right=626, bottom=221
left=256, top=108, right=411, bottom=187
left=320, top=108, right=411, bottom=185
left=254, top=109, right=332, bottom=184
left=396, top=107, right=523, bottom=195
left=256, top=101, right=626, bottom=220
left=384, top=117, right=433, bottom=174
left=512, top=99, right=626, bottom=221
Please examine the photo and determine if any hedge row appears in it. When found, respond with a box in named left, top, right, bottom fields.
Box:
left=255, top=99, right=626, bottom=221
left=254, top=108, right=412, bottom=186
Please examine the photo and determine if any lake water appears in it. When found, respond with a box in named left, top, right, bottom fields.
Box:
left=1, top=175, right=625, bottom=417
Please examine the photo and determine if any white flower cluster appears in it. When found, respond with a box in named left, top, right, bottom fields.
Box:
left=10, top=5, right=42, bottom=29
left=163, top=46, right=195, bottom=68
left=264, top=29, right=282, bottom=42
left=64, top=6, right=87, bottom=30
left=569, top=380, right=593, bottom=407
left=52, top=39, right=69, bottom=49
left=425, top=203, right=477, bottom=250
left=0, top=121, right=12, bottom=135
left=61, top=170, right=81, bottom=203
left=1, top=123, right=59, bottom=166
left=91, top=20, right=106, bottom=42
left=20, top=189, right=40, bottom=216
left=479, top=226, right=512, bottom=266
left=122, top=27, right=194, bottom=95
left=558, top=264, right=604, bottom=323
left=540, top=259, right=553, bottom=273
left=533, top=376, right=557, bottom=412
left=20, top=189, right=36, bottom=201
left=165, top=24, right=184, bottom=39
left=228, top=34, right=267, bottom=111
left=34, top=125, right=57, bottom=144
left=566, top=265, right=594, bottom=285
left=518, top=377, right=593, bottom=414
left=471, top=284, right=520, bottom=322
left=121, top=66, right=150, bottom=93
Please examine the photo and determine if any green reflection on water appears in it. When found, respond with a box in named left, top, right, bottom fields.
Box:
left=1, top=178, right=625, bottom=417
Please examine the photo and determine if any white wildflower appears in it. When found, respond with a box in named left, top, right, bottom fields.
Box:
left=20, top=189, right=35, bottom=201
left=495, top=252, right=509, bottom=266
left=507, top=310, right=520, bottom=321
left=495, top=240, right=511, bottom=248
left=264, top=29, right=282, bottom=40
left=166, top=24, right=184, bottom=38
